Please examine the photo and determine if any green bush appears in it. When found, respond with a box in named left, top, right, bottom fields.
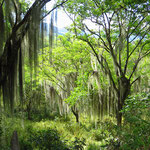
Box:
left=21, top=126, right=69, bottom=150
left=92, top=129, right=106, bottom=141
left=87, top=143, right=101, bottom=150
left=97, top=93, right=150, bottom=150
left=118, top=93, right=150, bottom=150
left=70, top=137, right=86, bottom=150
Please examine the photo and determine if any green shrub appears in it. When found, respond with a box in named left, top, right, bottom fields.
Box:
left=97, top=93, right=150, bottom=150
left=22, top=126, right=69, bottom=150
left=91, top=129, right=106, bottom=141
left=70, top=137, right=86, bottom=150
left=118, top=93, right=150, bottom=149
left=20, top=139, right=32, bottom=150
left=87, top=143, right=101, bottom=150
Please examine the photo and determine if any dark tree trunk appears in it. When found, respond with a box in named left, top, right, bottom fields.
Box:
left=116, top=77, right=131, bottom=126
left=116, top=100, right=123, bottom=126
left=27, top=100, right=32, bottom=120
left=11, top=131, right=20, bottom=150
left=71, top=107, right=79, bottom=123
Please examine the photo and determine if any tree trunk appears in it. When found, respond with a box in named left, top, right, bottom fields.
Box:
left=11, top=131, right=20, bottom=150
left=27, top=100, right=32, bottom=120
left=71, top=106, right=79, bottom=123
left=116, top=99, right=123, bottom=126
left=116, top=77, right=131, bottom=126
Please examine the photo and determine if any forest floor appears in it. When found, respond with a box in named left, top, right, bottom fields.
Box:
left=1, top=109, right=150, bottom=150
left=0, top=113, right=117, bottom=150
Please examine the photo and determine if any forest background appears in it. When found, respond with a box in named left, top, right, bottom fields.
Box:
left=0, top=0, right=150, bottom=149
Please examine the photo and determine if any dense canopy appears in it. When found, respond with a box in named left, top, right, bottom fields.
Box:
left=0, top=0, right=150, bottom=149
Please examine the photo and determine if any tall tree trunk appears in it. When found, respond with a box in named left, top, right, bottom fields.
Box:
left=116, top=97, right=123, bottom=126
left=116, top=77, right=131, bottom=126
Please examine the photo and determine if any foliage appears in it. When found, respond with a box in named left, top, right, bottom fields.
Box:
left=0, top=113, right=102, bottom=150
left=122, top=92, right=150, bottom=116
left=63, top=0, right=150, bottom=125
left=27, top=127, right=69, bottom=150
left=87, top=143, right=101, bottom=150
left=64, top=72, right=89, bottom=106
left=39, top=33, right=91, bottom=87
left=39, top=33, right=93, bottom=117
left=118, top=93, right=150, bottom=150
left=70, top=137, right=86, bottom=150
left=1, top=0, right=150, bottom=149
left=89, top=118, right=119, bottom=149
left=2, top=103, right=150, bottom=150
left=100, top=93, right=150, bottom=150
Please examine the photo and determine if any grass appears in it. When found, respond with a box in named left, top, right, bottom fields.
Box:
left=30, top=115, right=103, bottom=149
left=1, top=93, right=150, bottom=149
left=0, top=113, right=111, bottom=149
left=2, top=111, right=150, bottom=150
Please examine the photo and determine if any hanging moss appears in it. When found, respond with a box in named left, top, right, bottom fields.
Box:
left=0, top=4, right=4, bottom=56
left=0, top=0, right=59, bottom=113
left=55, top=8, right=58, bottom=46
left=19, top=47, right=23, bottom=105
left=49, top=12, right=54, bottom=64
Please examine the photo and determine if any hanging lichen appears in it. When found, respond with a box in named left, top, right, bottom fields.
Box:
left=0, top=2, right=4, bottom=56
left=0, top=0, right=60, bottom=114
left=49, top=12, right=54, bottom=64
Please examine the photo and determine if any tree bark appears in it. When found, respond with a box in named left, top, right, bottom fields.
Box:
left=116, top=77, right=131, bottom=126
left=11, top=131, right=20, bottom=150
left=27, top=99, right=32, bottom=120
left=71, top=107, right=79, bottom=123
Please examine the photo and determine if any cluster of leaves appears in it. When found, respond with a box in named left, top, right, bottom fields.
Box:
left=39, top=33, right=92, bottom=108
left=0, top=113, right=89, bottom=150
left=22, top=127, right=69, bottom=150
left=82, top=93, right=150, bottom=149
left=122, top=92, right=150, bottom=116
left=71, top=137, right=86, bottom=150
left=90, top=118, right=119, bottom=149
left=65, top=71, right=89, bottom=106
left=118, top=93, right=150, bottom=149
left=99, top=93, right=150, bottom=150
left=39, top=33, right=91, bottom=81
left=20, top=125, right=86, bottom=150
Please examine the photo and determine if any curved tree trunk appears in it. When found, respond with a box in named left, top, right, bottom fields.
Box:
left=71, top=106, right=79, bottom=123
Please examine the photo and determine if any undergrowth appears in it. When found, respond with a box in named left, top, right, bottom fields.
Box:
left=1, top=92, right=150, bottom=150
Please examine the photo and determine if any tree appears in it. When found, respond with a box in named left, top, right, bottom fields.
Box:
left=0, top=0, right=67, bottom=112
left=63, top=0, right=150, bottom=125
left=39, top=33, right=92, bottom=122
left=39, top=33, right=116, bottom=122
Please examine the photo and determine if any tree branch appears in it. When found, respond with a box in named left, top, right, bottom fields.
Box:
left=131, top=76, right=140, bottom=85
left=129, top=57, right=141, bottom=80
left=41, top=69, right=67, bottom=92
left=92, top=0, right=100, bottom=7
left=129, top=23, right=149, bottom=43
left=129, top=29, right=149, bottom=58
left=116, top=13, right=122, bottom=67
left=41, top=0, right=68, bottom=20
left=15, top=0, right=52, bottom=31
left=124, top=33, right=129, bottom=74
left=129, top=16, right=146, bottom=37
left=81, top=38, right=118, bottom=92
left=11, top=0, right=18, bottom=27
left=140, top=49, right=150, bottom=59
left=84, top=24, right=110, bottom=52
left=0, top=0, right=4, bottom=7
